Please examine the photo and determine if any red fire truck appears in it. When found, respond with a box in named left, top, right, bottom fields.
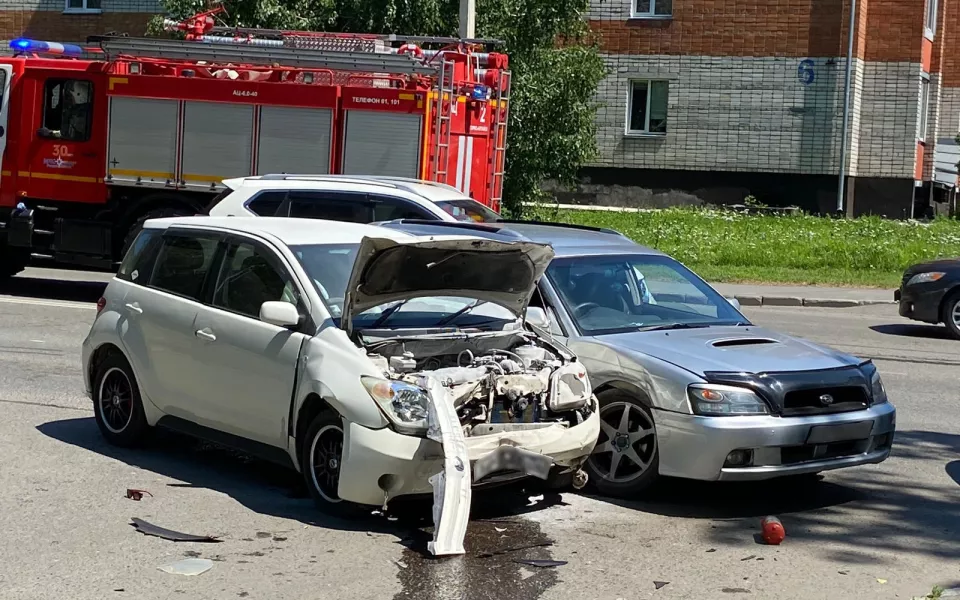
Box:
left=0, top=10, right=511, bottom=278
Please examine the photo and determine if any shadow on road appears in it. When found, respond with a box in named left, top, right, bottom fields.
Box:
left=586, top=430, right=960, bottom=563
left=36, top=415, right=563, bottom=533
left=870, top=323, right=953, bottom=341
left=38, top=416, right=572, bottom=600
left=1, top=274, right=106, bottom=304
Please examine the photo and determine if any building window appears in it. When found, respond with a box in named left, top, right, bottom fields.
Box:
left=627, top=80, right=669, bottom=135
left=925, top=0, right=938, bottom=37
left=65, top=0, right=102, bottom=12
left=41, top=79, right=94, bottom=142
left=633, top=0, right=672, bottom=18
left=918, top=75, right=930, bottom=142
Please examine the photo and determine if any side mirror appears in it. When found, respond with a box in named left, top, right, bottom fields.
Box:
left=525, top=306, right=551, bottom=330
left=260, top=301, right=301, bottom=328
left=727, top=298, right=742, bottom=310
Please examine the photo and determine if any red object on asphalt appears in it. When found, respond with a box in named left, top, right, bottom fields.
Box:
left=761, top=516, right=785, bottom=545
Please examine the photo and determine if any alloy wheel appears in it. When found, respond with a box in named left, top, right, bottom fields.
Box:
left=309, top=424, right=344, bottom=503
left=588, top=401, right=657, bottom=483
left=98, top=367, right=134, bottom=434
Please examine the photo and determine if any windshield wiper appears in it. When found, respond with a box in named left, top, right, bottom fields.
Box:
left=434, top=300, right=487, bottom=327
left=368, top=299, right=410, bottom=329
left=636, top=323, right=713, bottom=332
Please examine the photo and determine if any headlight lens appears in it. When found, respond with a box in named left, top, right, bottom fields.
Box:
left=906, top=271, right=945, bottom=286
left=361, top=376, right=430, bottom=435
left=688, top=384, right=770, bottom=416
left=870, top=370, right=888, bottom=405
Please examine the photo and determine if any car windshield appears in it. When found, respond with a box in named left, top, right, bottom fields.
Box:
left=547, top=254, right=749, bottom=335
left=434, top=198, right=501, bottom=223
left=290, top=243, right=516, bottom=328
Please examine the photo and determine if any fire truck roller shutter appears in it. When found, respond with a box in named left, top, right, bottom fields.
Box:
left=341, top=110, right=421, bottom=178
left=182, top=101, right=254, bottom=188
left=257, top=106, right=333, bottom=175
left=108, top=97, right=178, bottom=185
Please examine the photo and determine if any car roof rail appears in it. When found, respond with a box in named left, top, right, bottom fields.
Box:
left=366, top=176, right=464, bottom=194
left=494, top=218, right=626, bottom=236
left=255, top=173, right=400, bottom=189
left=375, top=218, right=527, bottom=239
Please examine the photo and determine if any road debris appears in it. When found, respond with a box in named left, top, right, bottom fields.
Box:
left=654, top=581, right=670, bottom=590
left=877, top=579, right=888, bottom=584
left=760, top=516, right=785, bottom=545
left=513, top=559, right=567, bottom=568
left=706, top=548, right=716, bottom=552
left=158, top=558, right=214, bottom=576
left=740, top=555, right=757, bottom=561
left=722, top=588, right=752, bottom=594
left=838, top=571, right=849, bottom=575
left=130, top=518, right=221, bottom=543
left=125, top=489, right=152, bottom=501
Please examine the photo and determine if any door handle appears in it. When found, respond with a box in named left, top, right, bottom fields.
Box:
left=124, top=302, right=143, bottom=314
left=195, top=328, right=216, bottom=342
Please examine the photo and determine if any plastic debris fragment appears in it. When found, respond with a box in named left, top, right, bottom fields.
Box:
left=158, top=558, right=214, bottom=576
left=130, top=518, right=221, bottom=543
left=513, top=559, right=567, bottom=568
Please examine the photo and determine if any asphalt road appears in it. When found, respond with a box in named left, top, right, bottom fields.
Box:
left=1, top=268, right=958, bottom=600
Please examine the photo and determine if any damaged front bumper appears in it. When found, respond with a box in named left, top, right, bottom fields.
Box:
left=336, top=407, right=600, bottom=507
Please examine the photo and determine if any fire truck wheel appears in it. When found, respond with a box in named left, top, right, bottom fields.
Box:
left=0, top=248, right=29, bottom=281
left=121, top=206, right=196, bottom=258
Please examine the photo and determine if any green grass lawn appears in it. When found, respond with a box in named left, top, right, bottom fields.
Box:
left=524, top=206, right=960, bottom=288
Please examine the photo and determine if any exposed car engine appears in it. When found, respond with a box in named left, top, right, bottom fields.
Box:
left=364, top=330, right=594, bottom=436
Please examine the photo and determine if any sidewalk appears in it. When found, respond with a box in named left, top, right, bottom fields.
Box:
left=712, top=282, right=895, bottom=308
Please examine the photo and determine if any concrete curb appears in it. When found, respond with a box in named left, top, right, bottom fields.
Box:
left=728, top=295, right=895, bottom=309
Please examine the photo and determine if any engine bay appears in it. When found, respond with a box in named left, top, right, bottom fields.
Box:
left=363, top=329, right=594, bottom=436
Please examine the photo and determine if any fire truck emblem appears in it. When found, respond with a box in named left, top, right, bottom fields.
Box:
left=44, top=144, right=76, bottom=170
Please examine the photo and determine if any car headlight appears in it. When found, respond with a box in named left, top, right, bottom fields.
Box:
left=361, top=376, right=430, bottom=435
left=906, top=272, right=945, bottom=286
left=688, top=384, right=771, bottom=416
left=870, top=371, right=888, bottom=405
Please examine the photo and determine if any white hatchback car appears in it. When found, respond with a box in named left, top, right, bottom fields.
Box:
left=205, top=174, right=501, bottom=224
left=82, top=216, right=598, bottom=551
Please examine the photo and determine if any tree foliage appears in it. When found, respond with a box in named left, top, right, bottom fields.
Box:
left=150, top=0, right=606, bottom=215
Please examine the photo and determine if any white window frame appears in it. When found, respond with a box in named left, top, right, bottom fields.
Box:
left=632, top=0, right=672, bottom=19
left=64, top=0, right=102, bottom=14
left=625, top=79, right=669, bottom=136
left=925, top=0, right=938, bottom=38
left=918, top=73, right=931, bottom=143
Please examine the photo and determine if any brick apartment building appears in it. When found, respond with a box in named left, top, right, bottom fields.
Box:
left=570, top=0, right=960, bottom=216
left=0, top=0, right=157, bottom=41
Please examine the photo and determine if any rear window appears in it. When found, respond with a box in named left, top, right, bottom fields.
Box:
left=117, top=229, right=162, bottom=284
left=435, top=199, right=500, bottom=223
left=247, top=191, right=287, bottom=216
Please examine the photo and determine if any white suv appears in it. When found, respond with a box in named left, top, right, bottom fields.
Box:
left=81, top=216, right=599, bottom=554
left=206, top=174, right=501, bottom=224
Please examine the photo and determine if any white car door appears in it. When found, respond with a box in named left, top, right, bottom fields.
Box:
left=189, top=235, right=307, bottom=448
left=128, top=230, right=222, bottom=414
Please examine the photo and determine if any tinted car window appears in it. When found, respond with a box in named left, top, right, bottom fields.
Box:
left=118, top=229, right=162, bottom=284
left=149, top=234, right=220, bottom=301
left=247, top=191, right=286, bottom=216
left=288, top=193, right=373, bottom=222
left=372, top=196, right=433, bottom=221
left=213, top=242, right=298, bottom=319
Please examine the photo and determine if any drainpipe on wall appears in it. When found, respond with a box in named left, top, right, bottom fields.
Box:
left=836, top=0, right=858, bottom=215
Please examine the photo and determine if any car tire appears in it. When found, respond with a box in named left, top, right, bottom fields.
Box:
left=92, top=352, right=151, bottom=447
left=941, top=289, right=960, bottom=340
left=585, top=390, right=660, bottom=498
left=300, top=410, right=357, bottom=515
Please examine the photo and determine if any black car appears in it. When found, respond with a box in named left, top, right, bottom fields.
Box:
left=895, top=258, right=960, bottom=339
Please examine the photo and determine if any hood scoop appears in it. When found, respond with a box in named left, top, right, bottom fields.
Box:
left=711, top=337, right=780, bottom=348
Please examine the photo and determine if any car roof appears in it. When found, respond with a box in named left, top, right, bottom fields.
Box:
left=375, top=219, right=662, bottom=258
left=222, top=174, right=472, bottom=204
left=144, top=215, right=420, bottom=246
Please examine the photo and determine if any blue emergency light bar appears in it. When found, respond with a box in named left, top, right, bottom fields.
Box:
left=9, top=38, right=87, bottom=57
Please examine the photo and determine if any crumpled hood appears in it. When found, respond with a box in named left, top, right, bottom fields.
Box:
left=342, top=236, right=555, bottom=336
left=598, top=325, right=862, bottom=376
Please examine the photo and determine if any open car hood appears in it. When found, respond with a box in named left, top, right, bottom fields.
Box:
left=342, top=236, right=555, bottom=337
